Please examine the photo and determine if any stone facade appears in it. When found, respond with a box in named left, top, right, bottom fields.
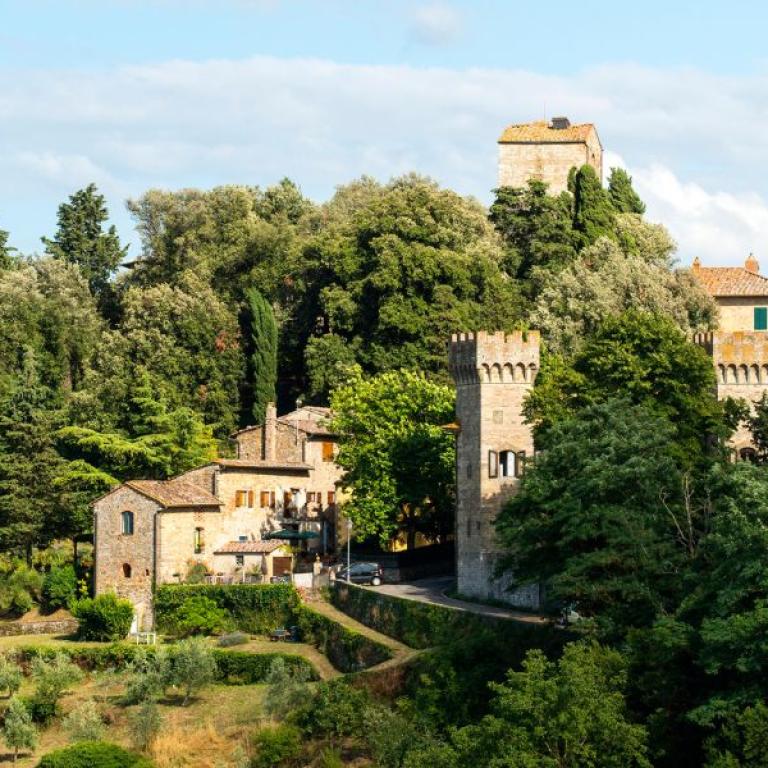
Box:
left=448, top=331, right=542, bottom=608
left=93, top=404, right=344, bottom=630
left=498, top=119, right=602, bottom=194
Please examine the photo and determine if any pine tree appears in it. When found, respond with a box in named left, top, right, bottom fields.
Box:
left=0, top=229, right=15, bottom=270
left=3, top=696, right=37, bottom=763
left=608, top=168, right=646, bottom=214
left=573, top=165, right=615, bottom=248
left=42, top=184, right=127, bottom=309
left=245, top=288, right=277, bottom=425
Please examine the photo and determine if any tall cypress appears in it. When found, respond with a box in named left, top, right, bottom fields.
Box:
left=0, top=228, right=15, bottom=270
left=607, top=168, right=646, bottom=214
left=246, top=288, right=278, bottom=425
left=573, top=165, right=615, bottom=248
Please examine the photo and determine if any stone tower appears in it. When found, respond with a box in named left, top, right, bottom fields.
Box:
left=447, top=331, right=542, bottom=608
left=498, top=117, right=602, bottom=194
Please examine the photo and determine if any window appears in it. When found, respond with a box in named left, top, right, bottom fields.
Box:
left=755, top=307, right=768, bottom=330
left=260, top=491, right=270, bottom=508
left=740, top=447, right=758, bottom=463
left=322, top=441, right=335, bottom=462
left=515, top=450, right=526, bottom=478
left=122, top=563, right=132, bottom=578
left=235, top=490, right=247, bottom=507
left=247, top=490, right=254, bottom=508
left=327, top=490, right=336, bottom=505
left=235, top=555, right=244, bottom=567
left=488, top=450, right=498, bottom=478
left=239, top=535, right=248, bottom=542
left=121, top=511, right=134, bottom=536
left=194, top=528, right=204, bottom=554
left=499, top=451, right=516, bottom=478
left=307, top=492, right=317, bottom=503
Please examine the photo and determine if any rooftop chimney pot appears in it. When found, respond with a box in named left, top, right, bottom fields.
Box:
left=746, top=253, right=760, bottom=274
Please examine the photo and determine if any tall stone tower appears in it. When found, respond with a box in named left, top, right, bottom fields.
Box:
left=498, top=117, right=602, bottom=194
left=447, top=331, right=541, bottom=608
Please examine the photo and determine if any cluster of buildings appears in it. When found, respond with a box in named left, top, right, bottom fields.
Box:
left=93, top=117, right=768, bottom=625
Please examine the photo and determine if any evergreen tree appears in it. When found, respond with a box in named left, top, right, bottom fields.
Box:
left=608, top=168, right=646, bottom=214
left=0, top=228, right=15, bottom=270
left=245, top=288, right=277, bottom=424
left=42, top=184, right=127, bottom=309
left=573, top=165, right=615, bottom=247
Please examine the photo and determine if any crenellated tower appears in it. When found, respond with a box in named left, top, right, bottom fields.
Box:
left=448, top=331, right=542, bottom=608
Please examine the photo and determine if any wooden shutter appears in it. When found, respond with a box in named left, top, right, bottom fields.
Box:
left=515, top=451, right=526, bottom=478
left=327, top=490, right=335, bottom=505
left=755, top=307, right=767, bottom=330
left=247, top=490, right=254, bottom=508
left=270, top=491, right=276, bottom=509
left=488, top=450, right=498, bottom=478
left=322, top=441, right=334, bottom=462
left=235, top=490, right=247, bottom=507
left=260, top=491, right=270, bottom=508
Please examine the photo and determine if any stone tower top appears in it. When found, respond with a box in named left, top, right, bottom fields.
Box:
left=497, top=118, right=602, bottom=195
left=448, top=331, right=540, bottom=385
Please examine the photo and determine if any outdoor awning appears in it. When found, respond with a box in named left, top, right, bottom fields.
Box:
left=263, top=529, right=320, bottom=541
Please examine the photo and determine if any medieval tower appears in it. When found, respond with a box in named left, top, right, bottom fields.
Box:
left=448, top=331, right=542, bottom=608
left=498, top=117, right=603, bottom=194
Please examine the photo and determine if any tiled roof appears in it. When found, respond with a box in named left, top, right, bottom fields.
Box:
left=214, top=540, right=284, bottom=554
left=277, top=417, right=335, bottom=437
left=693, top=266, right=768, bottom=297
left=498, top=121, right=597, bottom=144
left=215, top=459, right=312, bottom=471
left=125, top=480, right=221, bottom=508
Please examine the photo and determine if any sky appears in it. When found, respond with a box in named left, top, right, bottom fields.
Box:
left=3, top=0, right=768, bottom=266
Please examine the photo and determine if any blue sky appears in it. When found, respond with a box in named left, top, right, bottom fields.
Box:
left=3, top=0, right=768, bottom=265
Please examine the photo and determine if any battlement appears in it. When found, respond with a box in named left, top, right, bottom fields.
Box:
left=448, top=330, right=540, bottom=385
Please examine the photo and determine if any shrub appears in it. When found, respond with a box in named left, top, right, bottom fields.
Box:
left=42, top=565, right=77, bottom=611
left=29, top=653, right=84, bottom=724
left=263, top=657, right=312, bottom=719
left=0, top=564, right=44, bottom=617
left=3, top=695, right=37, bottom=763
left=166, top=595, right=231, bottom=638
left=212, top=650, right=316, bottom=685
left=296, top=605, right=391, bottom=672
left=0, top=655, right=22, bottom=697
left=36, top=741, right=154, bottom=767
left=298, top=680, right=369, bottom=740
left=251, top=724, right=302, bottom=768
left=184, top=561, right=210, bottom=584
left=217, top=631, right=249, bottom=648
left=164, top=638, right=217, bottom=705
left=128, top=701, right=162, bottom=753
left=62, top=699, right=105, bottom=743
left=154, top=584, right=298, bottom=635
left=71, top=593, right=133, bottom=641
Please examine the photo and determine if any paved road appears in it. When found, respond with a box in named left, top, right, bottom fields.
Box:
left=372, top=576, right=548, bottom=624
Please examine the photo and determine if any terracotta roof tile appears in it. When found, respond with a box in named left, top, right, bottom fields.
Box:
left=693, top=266, right=768, bottom=297
left=125, top=480, right=221, bottom=508
left=214, top=540, right=284, bottom=554
left=498, top=120, right=597, bottom=144
left=214, top=459, right=312, bottom=471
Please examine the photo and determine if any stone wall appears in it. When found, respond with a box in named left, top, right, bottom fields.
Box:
left=0, top=618, right=79, bottom=637
left=498, top=132, right=602, bottom=194
left=448, top=331, right=541, bottom=609
left=715, top=297, right=768, bottom=332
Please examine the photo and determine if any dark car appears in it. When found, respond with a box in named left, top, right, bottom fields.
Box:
left=336, top=561, right=383, bottom=586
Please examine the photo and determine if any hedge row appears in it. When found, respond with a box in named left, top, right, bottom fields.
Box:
left=11, top=643, right=317, bottom=684
left=330, top=582, right=562, bottom=650
left=296, top=605, right=391, bottom=673
left=154, top=583, right=299, bottom=634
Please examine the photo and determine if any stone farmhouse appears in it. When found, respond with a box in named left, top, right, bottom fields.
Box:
left=93, top=404, right=343, bottom=630
left=449, top=118, right=768, bottom=608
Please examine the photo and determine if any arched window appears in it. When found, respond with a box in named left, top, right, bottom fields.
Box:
left=122, top=563, right=132, bottom=578
left=740, top=447, right=758, bottom=464
left=121, top=511, right=134, bottom=536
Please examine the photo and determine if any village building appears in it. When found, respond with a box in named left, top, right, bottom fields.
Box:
left=92, top=404, right=343, bottom=631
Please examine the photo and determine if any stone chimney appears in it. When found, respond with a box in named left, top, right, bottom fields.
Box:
left=262, top=402, right=277, bottom=461
left=746, top=253, right=760, bottom=274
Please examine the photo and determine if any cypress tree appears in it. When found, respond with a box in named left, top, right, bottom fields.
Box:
left=246, top=288, right=277, bottom=425
left=608, top=168, right=646, bottom=214
left=0, top=228, right=15, bottom=270
left=573, top=165, right=615, bottom=248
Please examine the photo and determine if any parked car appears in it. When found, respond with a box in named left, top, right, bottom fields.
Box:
left=335, top=561, right=383, bottom=586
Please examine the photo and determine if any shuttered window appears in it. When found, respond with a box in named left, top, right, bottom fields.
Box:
left=327, top=490, right=335, bottom=505
left=755, top=307, right=768, bottom=330
left=260, top=491, right=270, bottom=508
left=247, top=490, right=254, bottom=508
left=235, top=490, right=247, bottom=507
left=322, top=441, right=335, bottom=462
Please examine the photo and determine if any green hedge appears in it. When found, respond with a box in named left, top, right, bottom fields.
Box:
left=296, top=605, right=391, bottom=673
left=155, top=584, right=298, bottom=635
left=37, top=741, right=154, bottom=767
left=330, top=582, right=562, bottom=650
left=12, top=643, right=317, bottom=684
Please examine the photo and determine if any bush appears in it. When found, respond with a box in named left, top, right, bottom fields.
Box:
left=71, top=593, right=134, bottom=641
left=296, top=605, right=391, bottom=673
left=0, top=565, right=44, bottom=617
left=29, top=653, right=84, bottom=724
left=184, top=561, right=211, bottom=584
left=263, top=657, right=312, bottom=719
left=166, top=595, right=231, bottom=638
left=217, top=631, right=249, bottom=648
left=42, top=565, right=77, bottom=611
left=165, top=637, right=217, bottom=705
left=0, top=654, right=22, bottom=696
left=62, top=699, right=105, bottom=743
left=298, top=680, right=369, bottom=740
left=213, top=650, right=317, bottom=685
left=36, top=741, right=154, bottom=767
left=251, top=724, right=302, bottom=768
left=128, top=701, right=162, bottom=752
left=155, top=584, right=298, bottom=635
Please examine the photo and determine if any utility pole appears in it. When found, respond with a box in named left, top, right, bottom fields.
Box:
left=346, top=518, right=353, bottom=582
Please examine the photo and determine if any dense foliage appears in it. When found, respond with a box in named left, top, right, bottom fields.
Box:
left=36, top=741, right=154, bottom=768
left=71, top=593, right=134, bottom=641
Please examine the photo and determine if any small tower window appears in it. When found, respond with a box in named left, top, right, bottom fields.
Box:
left=499, top=451, right=516, bottom=478
left=194, top=527, right=204, bottom=554
left=755, top=307, right=768, bottom=330
left=121, top=511, right=134, bottom=536
left=122, top=563, right=132, bottom=578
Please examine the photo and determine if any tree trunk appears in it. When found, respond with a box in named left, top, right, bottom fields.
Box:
left=406, top=522, right=417, bottom=551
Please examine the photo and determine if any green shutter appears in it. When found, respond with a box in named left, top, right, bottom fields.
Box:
left=755, top=308, right=768, bottom=331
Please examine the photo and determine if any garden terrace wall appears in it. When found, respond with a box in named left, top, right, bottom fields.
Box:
left=154, top=583, right=298, bottom=635
left=0, top=618, right=78, bottom=637
left=331, top=582, right=563, bottom=651
left=296, top=605, right=391, bottom=673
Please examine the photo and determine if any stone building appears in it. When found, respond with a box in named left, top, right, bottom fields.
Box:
left=92, top=404, right=343, bottom=631
left=447, top=331, right=542, bottom=608
left=498, top=117, right=602, bottom=194
left=693, top=255, right=768, bottom=456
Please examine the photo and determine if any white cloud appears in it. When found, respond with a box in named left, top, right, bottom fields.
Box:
left=410, top=3, right=463, bottom=45
left=2, top=54, right=768, bottom=264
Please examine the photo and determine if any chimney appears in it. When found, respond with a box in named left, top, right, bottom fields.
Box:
left=692, top=257, right=701, bottom=273
left=550, top=116, right=571, bottom=130
left=262, top=402, right=277, bottom=461
left=746, top=253, right=760, bottom=274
